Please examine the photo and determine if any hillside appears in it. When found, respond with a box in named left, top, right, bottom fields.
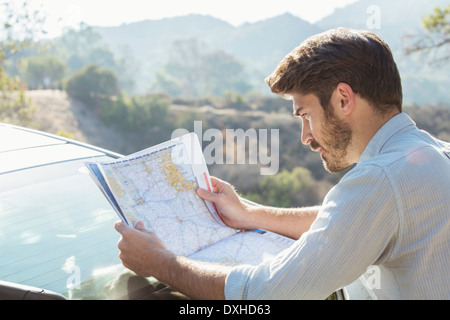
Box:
left=316, top=0, right=449, bottom=47
left=91, top=0, right=450, bottom=104
left=21, top=89, right=449, bottom=208
left=26, top=90, right=292, bottom=155
left=22, top=89, right=336, bottom=206
left=26, top=90, right=130, bottom=154
left=315, top=0, right=450, bottom=105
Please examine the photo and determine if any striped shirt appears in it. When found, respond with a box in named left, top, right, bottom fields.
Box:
left=225, top=112, right=450, bottom=300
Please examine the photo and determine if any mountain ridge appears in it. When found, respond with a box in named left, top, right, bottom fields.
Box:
left=90, top=0, right=449, bottom=104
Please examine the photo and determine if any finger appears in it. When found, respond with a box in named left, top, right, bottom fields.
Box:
left=210, top=176, right=221, bottom=185
left=212, top=177, right=236, bottom=196
left=114, top=220, right=130, bottom=235
left=135, top=221, right=144, bottom=229
left=135, top=221, right=149, bottom=233
left=196, top=187, right=218, bottom=202
left=210, top=176, right=225, bottom=191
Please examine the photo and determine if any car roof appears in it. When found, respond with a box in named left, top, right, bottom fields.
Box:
left=0, top=123, right=122, bottom=174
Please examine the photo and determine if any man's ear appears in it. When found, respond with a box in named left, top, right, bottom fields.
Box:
left=332, top=82, right=354, bottom=116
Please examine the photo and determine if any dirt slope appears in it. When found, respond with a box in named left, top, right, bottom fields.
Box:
left=26, top=90, right=129, bottom=154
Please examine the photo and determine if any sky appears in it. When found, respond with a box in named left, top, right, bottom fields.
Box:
left=5, top=0, right=359, bottom=38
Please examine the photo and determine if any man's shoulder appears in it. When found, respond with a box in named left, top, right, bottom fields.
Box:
left=348, top=129, right=450, bottom=205
left=361, top=126, right=449, bottom=172
left=331, top=163, right=392, bottom=200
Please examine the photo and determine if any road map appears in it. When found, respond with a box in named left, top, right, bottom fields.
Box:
left=189, top=229, right=294, bottom=266
left=85, top=133, right=294, bottom=264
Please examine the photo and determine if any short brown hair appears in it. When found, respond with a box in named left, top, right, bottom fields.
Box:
left=265, top=28, right=402, bottom=113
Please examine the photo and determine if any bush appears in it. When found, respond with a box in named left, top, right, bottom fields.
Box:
left=19, top=55, right=68, bottom=90
left=99, top=93, right=171, bottom=133
left=243, top=167, right=323, bottom=207
left=127, top=94, right=171, bottom=129
left=65, top=64, right=120, bottom=110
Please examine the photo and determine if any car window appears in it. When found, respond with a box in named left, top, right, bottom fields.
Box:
left=0, top=157, right=137, bottom=299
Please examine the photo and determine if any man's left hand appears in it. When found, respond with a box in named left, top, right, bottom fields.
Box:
left=115, top=221, right=171, bottom=278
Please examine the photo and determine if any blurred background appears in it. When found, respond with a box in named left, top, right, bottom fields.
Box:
left=1, top=0, right=449, bottom=208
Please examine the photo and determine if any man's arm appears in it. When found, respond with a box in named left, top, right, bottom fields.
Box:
left=115, top=176, right=319, bottom=299
left=196, top=177, right=319, bottom=240
left=246, top=205, right=320, bottom=240
left=115, top=221, right=230, bottom=300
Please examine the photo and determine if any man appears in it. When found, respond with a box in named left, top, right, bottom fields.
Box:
left=115, top=28, right=450, bottom=299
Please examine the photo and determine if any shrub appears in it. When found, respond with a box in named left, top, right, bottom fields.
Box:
left=65, top=64, right=119, bottom=110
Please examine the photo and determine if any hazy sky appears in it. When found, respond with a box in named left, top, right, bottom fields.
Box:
left=6, top=0, right=359, bottom=37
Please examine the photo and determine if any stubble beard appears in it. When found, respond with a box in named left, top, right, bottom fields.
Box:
left=311, top=112, right=353, bottom=174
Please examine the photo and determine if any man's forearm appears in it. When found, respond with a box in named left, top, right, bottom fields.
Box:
left=196, top=179, right=319, bottom=240
left=158, top=205, right=320, bottom=298
left=156, top=252, right=231, bottom=300
left=248, top=205, right=320, bottom=240
left=115, top=221, right=231, bottom=300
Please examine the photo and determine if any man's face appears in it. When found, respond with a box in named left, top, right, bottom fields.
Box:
left=292, top=93, right=353, bottom=173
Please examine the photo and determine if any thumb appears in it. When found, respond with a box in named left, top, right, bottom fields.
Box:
left=114, top=220, right=132, bottom=235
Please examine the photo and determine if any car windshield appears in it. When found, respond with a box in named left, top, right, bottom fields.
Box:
left=0, top=157, right=139, bottom=299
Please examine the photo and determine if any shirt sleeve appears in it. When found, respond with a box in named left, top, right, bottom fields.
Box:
left=224, top=164, right=399, bottom=300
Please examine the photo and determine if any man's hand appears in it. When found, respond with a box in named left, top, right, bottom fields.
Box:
left=114, top=220, right=229, bottom=299
left=197, top=176, right=319, bottom=240
left=115, top=221, right=174, bottom=278
left=196, top=176, right=257, bottom=230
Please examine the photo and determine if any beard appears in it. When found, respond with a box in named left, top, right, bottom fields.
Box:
left=310, top=111, right=353, bottom=173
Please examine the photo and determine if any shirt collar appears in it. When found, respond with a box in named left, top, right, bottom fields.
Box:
left=358, top=112, right=416, bottom=163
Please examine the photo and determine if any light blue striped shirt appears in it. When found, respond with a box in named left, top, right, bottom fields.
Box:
left=225, top=112, right=450, bottom=299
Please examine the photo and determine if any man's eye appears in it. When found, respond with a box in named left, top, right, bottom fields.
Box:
left=301, top=113, right=310, bottom=120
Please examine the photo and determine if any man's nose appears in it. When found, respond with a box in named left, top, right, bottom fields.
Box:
left=301, top=123, right=313, bottom=145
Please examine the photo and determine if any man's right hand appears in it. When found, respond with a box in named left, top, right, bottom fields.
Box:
left=196, top=176, right=257, bottom=231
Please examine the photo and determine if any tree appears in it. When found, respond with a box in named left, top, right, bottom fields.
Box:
left=51, top=23, right=103, bottom=72
left=200, top=50, right=252, bottom=96
left=0, top=52, right=32, bottom=125
left=403, top=4, right=450, bottom=63
left=163, top=39, right=206, bottom=98
left=19, top=55, right=68, bottom=89
left=149, top=70, right=183, bottom=97
left=151, top=39, right=252, bottom=98
left=65, top=64, right=120, bottom=109
left=126, top=94, right=170, bottom=130
left=244, top=167, right=319, bottom=207
left=0, top=1, right=46, bottom=59
left=0, top=1, right=46, bottom=126
left=49, top=23, right=137, bottom=93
